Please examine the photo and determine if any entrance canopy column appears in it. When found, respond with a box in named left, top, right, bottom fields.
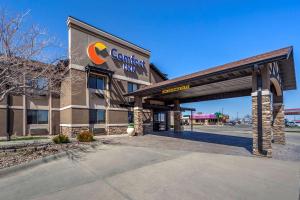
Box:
left=252, top=64, right=272, bottom=157
left=272, top=95, right=285, bottom=144
left=134, top=96, right=143, bottom=135
left=173, top=100, right=181, bottom=132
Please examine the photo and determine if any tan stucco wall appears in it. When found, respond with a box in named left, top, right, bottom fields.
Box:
left=52, top=110, right=60, bottom=134
left=0, top=109, right=7, bottom=136
left=72, top=108, right=89, bottom=124
left=89, top=91, right=106, bottom=107
left=150, top=68, right=165, bottom=83
left=108, top=110, right=128, bottom=124
left=9, top=109, right=23, bottom=136
left=11, top=95, right=23, bottom=106
left=69, top=25, right=150, bottom=83
left=71, top=69, right=87, bottom=106
left=27, top=96, right=49, bottom=108
left=52, top=97, right=60, bottom=108
left=60, top=108, right=72, bottom=124
left=110, top=79, right=127, bottom=108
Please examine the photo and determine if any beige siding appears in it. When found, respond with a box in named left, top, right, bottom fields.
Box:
left=108, top=110, right=128, bottom=124
left=150, top=68, right=165, bottom=83
left=0, top=109, right=7, bottom=136
left=9, top=109, right=23, bottom=136
left=72, top=108, right=89, bottom=124
left=52, top=111, right=60, bottom=134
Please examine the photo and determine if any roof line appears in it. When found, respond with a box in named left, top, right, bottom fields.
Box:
left=125, top=46, right=293, bottom=97
left=67, top=16, right=151, bottom=54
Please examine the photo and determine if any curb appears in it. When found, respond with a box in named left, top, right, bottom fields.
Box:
left=0, top=151, right=69, bottom=178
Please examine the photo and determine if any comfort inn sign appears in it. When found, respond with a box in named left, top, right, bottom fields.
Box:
left=161, top=85, right=190, bottom=94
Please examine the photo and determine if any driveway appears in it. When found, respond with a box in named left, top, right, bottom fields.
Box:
left=0, top=129, right=299, bottom=200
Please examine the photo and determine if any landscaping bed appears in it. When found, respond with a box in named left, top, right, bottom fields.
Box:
left=0, top=141, right=98, bottom=169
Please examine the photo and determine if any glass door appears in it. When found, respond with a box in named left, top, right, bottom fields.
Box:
left=153, top=111, right=168, bottom=131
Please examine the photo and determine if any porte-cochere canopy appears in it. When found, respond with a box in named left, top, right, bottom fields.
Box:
left=125, top=46, right=296, bottom=103
left=125, top=46, right=296, bottom=158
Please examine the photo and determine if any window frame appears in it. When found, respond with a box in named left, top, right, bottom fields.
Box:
left=27, top=110, right=49, bottom=124
left=127, top=82, right=139, bottom=93
left=89, top=109, right=106, bottom=124
left=88, top=75, right=106, bottom=90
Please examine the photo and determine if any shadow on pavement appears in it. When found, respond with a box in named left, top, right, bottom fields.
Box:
left=148, top=131, right=253, bottom=153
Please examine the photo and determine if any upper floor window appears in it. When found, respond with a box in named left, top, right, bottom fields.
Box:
left=27, top=77, right=48, bottom=90
left=89, top=109, right=106, bottom=124
left=128, top=82, right=138, bottom=93
left=27, top=110, right=48, bottom=124
left=88, top=75, right=106, bottom=90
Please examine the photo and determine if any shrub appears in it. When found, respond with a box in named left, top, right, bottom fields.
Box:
left=52, top=134, right=70, bottom=144
left=77, top=131, right=94, bottom=142
left=128, top=123, right=134, bottom=128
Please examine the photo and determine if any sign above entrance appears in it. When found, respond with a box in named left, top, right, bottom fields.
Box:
left=161, top=85, right=190, bottom=94
left=87, top=42, right=145, bottom=73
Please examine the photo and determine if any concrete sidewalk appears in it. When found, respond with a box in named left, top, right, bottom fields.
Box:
left=0, top=145, right=299, bottom=200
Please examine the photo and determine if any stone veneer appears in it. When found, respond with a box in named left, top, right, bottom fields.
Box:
left=134, top=108, right=143, bottom=135
left=174, top=111, right=181, bottom=132
left=273, top=104, right=285, bottom=144
left=252, top=94, right=272, bottom=157
left=107, top=126, right=127, bottom=135
left=61, top=126, right=89, bottom=138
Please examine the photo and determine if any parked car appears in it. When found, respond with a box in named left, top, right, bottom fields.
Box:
left=286, top=121, right=298, bottom=127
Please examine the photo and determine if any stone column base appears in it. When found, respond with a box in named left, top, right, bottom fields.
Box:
left=107, top=126, right=127, bottom=135
left=60, top=126, right=89, bottom=138
left=252, top=94, right=272, bottom=157
left=174, top=111, right=181, bottom=132
left=273, top=104, right=285, bottom=145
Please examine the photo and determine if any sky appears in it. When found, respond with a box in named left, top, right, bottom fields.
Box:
left=1, top=0, right=299, bottom=120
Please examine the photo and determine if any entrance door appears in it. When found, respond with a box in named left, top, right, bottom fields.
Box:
left=153, top=111, right=168, bottom=131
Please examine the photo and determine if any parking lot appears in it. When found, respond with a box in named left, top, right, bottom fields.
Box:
left=0, top=126, right=299, bottom=200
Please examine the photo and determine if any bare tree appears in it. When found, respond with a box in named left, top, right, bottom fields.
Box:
left=0, top=9, right=70, bottom=101
left=0, top=9, right=81, bottom=140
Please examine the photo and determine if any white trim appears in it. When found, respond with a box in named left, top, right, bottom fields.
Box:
left=251, top=90, right=271, bottom=97
left=28, top=105, right=49, bottom=110
left=92, top=124, right=106, bottom=128
left=107, top=123, right=128, bottom=127
left=134, top=107, right=143, bottom=110
left=59, top=105, right=89, bottom=111
left=143, top=123, right=152, bottom=126
left=51, top=108, right=60, bottom=111
left=113, top=74, right=151, bottom=85
left=108, top=107, right=129, bottom=111
left=60, top=124, right=90, bottom=127
left=69, top=64, right=85, bottom=71
left=90, top=105, right=106, bottom=110
left=9, top=106, right=24, bottom=110
left=0, top=105, right=7, bottom=109
left=29, top=124, right=49, bottom=129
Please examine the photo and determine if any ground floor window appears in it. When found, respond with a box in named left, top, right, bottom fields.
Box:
left=27, top=110, right=48, bottom=124
left=128, top=111, right=134, bottom=123
left=89, top=109, right=106, bottom=124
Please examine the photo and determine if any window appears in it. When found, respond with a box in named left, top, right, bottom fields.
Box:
left=128, top=82, right=138, bottom=93
left=128, top=111, right=134, bottom=123
left=27, top=110, right=48, bottom=124
left=27, top=77, right=48, bottom=90
left=88, top=76, right=106, bottom=90
left=89, top=109, right=106, bottom=124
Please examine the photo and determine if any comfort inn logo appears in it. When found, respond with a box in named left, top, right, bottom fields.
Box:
left=87, top=41, right=146, bottom=73
left=87, top=42, right=107, bottom=65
